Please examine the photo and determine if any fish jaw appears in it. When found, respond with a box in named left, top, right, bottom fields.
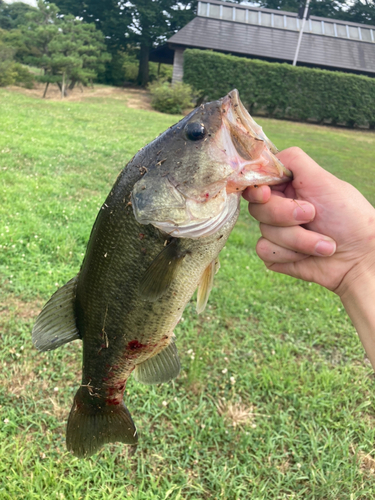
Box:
left=215, top=89, right=292, bottom=194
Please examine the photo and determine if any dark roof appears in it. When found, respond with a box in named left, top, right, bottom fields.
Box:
left=168, top=15, right=375, bottom=75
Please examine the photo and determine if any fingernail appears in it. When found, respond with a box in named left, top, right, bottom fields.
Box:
left=293, top=204, right=315, bottom=222
left=315, top=240, right=336, bottom=256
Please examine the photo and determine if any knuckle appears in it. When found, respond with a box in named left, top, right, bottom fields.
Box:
left=268, top=204, right=283, bottom=224
left=290, top=146, right=304, bottom=156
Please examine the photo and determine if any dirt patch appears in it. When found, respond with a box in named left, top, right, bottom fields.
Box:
left=351, top=445, right=375, bottom=475
left=215, top=398, right=260, bottom=428
left=6, top=82, right=154, bottom=110
left=0, top=296, right=43, bottom=321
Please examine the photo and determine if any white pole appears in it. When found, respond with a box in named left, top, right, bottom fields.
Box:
left=293, top=0, right=311, bottom=66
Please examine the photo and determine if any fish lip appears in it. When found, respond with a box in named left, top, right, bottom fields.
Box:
left=222, top=89, right=293, bottom=182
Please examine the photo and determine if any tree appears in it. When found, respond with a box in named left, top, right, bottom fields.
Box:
left=127, top=0, right=196, bottom=86
left=22, top=1, right=110, bottom=97
left=52, top=0, right=132, bottom=53
left=0, top=0, right=37, bottom=30
left=49, top=16, right=111, bottom=95
left=344, top=0, right=375, bottom=25
left=52, top=0, right=196, bottom=86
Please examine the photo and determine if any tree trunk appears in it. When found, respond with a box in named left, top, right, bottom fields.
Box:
left=61, top=71, right=66, bottom=99
left=57, top=80, right=68, bottom=97
left=69, top=79, right=76, bottom=91
left=137, top=42, right=149, bottom=87
left=42, top=82, right=49, bottom=99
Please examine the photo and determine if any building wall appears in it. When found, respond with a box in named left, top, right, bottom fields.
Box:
left=172, top=48, right=185, bottom=84
left=169, top=16, right=375, bottom=76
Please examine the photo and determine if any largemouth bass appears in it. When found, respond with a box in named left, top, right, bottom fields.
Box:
left=32, top=90, right=291, bottom=458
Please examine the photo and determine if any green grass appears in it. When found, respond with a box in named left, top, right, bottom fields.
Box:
left=1, top=87, right=375, bottom=499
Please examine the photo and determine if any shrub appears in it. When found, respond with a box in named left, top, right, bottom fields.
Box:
left=148, top=80, right=194, bottom=114
left=0, top=40, right=34, bottom=88
left=122, top=52, right=138, bottom=83
left=183, top=49, right=375, bottom=128
left=13, top=63, right=34, bottom=88
left=149, top=62, right=173, bottom=83
left=122, top=53, right=173, bottom=84
left=0, top=59, right=17, bottom=86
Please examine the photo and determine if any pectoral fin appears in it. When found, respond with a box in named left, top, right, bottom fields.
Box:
left=32, top=276, right=80, bottom=351
left=196, top=258, right=219, bottom=314
left=139, top=239, right=188, bottom=301
left=133, top=337, right=181, bottom=385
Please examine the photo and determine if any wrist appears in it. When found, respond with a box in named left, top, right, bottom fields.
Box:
left=339, top=253, right=375, bottom=371
left=337, top=251, right=375, bottom=301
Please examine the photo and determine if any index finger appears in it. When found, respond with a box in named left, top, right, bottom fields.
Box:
left=242, top=185, right=271, bottom=204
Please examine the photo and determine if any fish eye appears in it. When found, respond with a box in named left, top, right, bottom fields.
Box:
left=185, top=122, right=206, bottom=141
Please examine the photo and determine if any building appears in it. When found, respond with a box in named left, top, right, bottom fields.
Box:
left=151, top=0, right=375, bottom=83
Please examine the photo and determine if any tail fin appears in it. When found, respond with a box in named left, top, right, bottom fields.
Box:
left=66, top=389, right=138, bottom=458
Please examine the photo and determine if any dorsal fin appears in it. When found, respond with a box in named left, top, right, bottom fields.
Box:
left=139, top=239, right=188, bottom=302
left=133, top=337, right=180, bottom=385
left=32, top=276, right=80, bottom=352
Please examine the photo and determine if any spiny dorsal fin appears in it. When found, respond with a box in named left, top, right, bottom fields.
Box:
left=133, top=337, right=180, bottom=385
left=196, top=258, right=218, bottom=314
left=32, top=276, right=80, bottom=352
left=139, top=239, right=188, bottom=302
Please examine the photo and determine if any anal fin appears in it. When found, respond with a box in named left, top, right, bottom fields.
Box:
left=32, top=276, right=80, bottom=351
left=133, top=337, right=180, bottom=385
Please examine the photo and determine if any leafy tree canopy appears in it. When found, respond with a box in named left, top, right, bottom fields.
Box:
left=20, top=0, right=110, bottom=97
left=0, top=0, right=37, bottom=30
left=52, top=0, right=197, bottom=86
left=344, top=0, right=375, bottom=25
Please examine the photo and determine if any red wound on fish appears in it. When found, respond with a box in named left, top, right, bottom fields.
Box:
left=127, top=339, right=147, bottom=350
left=106, top=398, right=121, bottom=405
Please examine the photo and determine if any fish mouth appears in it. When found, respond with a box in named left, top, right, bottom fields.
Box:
left=220, top=89, right=292, bottom=191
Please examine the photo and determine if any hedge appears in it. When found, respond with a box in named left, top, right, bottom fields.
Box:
left=183, top=49, right=375, bottom=129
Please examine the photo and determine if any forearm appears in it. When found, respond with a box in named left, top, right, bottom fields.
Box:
left=340, top=262, right=375, bottom=371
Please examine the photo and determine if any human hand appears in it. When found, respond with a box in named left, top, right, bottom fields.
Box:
left=243, top=147, right=375, bottom=297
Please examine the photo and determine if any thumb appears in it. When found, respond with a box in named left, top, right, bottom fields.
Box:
left=276, top=147, right=334, bottom=185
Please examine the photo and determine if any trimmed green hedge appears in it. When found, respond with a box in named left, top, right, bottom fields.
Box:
left=183, top=49, right=375, bottom=128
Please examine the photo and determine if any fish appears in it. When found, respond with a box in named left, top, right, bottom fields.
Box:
left=32, top=89, right=292, bottom=458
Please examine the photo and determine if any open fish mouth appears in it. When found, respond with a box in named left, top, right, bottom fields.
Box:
left=218, top=89, right=292, bottom=193
left=132, top=90, right=293, bottom=239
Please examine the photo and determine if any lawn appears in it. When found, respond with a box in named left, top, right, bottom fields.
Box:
left=1, top=87, right=375, bottom=499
